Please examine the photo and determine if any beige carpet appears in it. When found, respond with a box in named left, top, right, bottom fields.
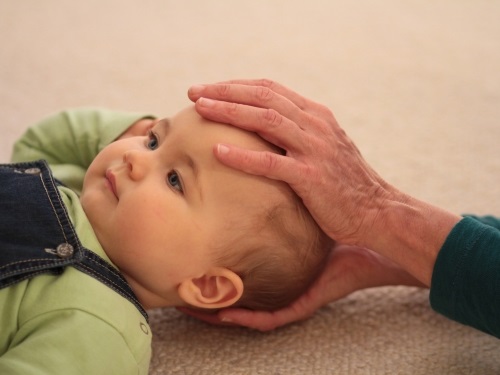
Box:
left=1, top=1, right=499, bottom=374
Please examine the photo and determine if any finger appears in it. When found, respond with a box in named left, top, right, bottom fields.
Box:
left=176, top=307, right=239, bottom=327
left=196, top=78, right=333, bottom=118
left=189, top=83, right=334, bottom=134
left=214, top=144, right=303, bottom=187
left=217, top=309, right=279, bottom=331
left=218, top=310, right=287, bottom=331
left=196, top=98, right=305, bottom=152
left=189, top=83, right=305, bottom=125
left=215, top=79, right=310, bottom=111
left=220, top=302, right=312, bottom=332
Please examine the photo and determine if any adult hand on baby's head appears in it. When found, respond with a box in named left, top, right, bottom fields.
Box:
left=177, top=245, right=422, bottom=331
left=187, top=79, right=390, bottom=248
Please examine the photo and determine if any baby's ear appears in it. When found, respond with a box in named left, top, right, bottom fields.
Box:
left=178, top=268, right=243, bottom=309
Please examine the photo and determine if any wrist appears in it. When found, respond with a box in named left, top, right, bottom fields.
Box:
left=356, top=248, right=424, bottom=289
left=364, top=188, right=461, bottom=286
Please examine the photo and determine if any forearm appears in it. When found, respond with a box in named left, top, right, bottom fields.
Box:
left=316, top=245, right=425, bottom=309
left=367, top=188, right=461, bottom=286
left=346, top=246, right=426, bottom=291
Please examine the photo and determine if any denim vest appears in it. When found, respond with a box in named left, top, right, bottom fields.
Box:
left=0, top=160, right=148, bottom=322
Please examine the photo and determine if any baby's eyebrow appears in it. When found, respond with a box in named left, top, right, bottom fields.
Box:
left=183, top=150, right=202, bottom=202
left=158, top=118, right=171, bottom=133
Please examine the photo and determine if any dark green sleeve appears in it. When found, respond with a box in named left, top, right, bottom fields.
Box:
left=429, top=216, right=500, bottom=338
left=464, top=215, right=500, bottom=230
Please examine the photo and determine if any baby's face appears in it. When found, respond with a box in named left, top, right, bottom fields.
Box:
left=80, top=106, right=285, bottom=308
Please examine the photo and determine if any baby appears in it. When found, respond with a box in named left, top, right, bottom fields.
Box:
left=0, top=106, right=331, bottom=374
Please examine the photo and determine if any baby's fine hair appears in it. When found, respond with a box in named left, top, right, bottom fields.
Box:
left=213, top=190, right=333, bottom=311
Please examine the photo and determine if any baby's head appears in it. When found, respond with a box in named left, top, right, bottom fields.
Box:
left=210, top=180, right=331, bottom=311
left=81, top=106, right=332, bottom=311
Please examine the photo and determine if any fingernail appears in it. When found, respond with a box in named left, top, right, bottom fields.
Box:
left=198, top=98, right=215, bottom=107
left=189, top=84, right=205, bottom=95
left=221, top=316, right=233, bottom=323
left=217, top=144, right=230, bottom=155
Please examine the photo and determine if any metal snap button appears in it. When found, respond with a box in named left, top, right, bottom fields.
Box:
left=56, top=243, right=74, bottom=258
left=24, top=167, right=41, bottom=175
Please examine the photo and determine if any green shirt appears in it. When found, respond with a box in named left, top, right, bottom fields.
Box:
left=1, top=109, right=154, bottom=374
left=430, top=215, right=500, bottom=338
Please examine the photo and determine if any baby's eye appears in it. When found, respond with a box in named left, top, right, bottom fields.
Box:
left=146, top=131, right=159, bottom=150
left=167, top=171, right=183, bottom=193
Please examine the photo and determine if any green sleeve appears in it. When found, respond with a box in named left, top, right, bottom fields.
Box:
left=10, top=108, right=154, bottom=194
left=430, top=216, right=500, bottom=338
left=0, top=310, right=150, bottom=375
left=464, top=214, right=500, bottom=230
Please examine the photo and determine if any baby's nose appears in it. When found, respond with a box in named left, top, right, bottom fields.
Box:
left=123, top=149, right=148, bottom=181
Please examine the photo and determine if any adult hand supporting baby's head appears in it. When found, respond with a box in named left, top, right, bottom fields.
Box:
left=177, top=244, right=423, bottom=331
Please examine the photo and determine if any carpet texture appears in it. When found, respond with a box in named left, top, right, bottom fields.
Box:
left=1, top=1, right=499, bottom=374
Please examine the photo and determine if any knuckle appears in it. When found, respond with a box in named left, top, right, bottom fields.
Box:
left=303, top=112, right=331, bottom=136
left=298, top=163, right=318, bottom=188
left=315, top=105, right=338, bottom=128
left=261, top=324, right=276, bottom=332
left=257, top=78, right=275, bottom=89
left=240, top=151, right=258, bottom=169
left=255, top=86, right=274, bottom=102
left=320, top=104, right=334, bottom=118
left=262, top=108, right=283, bottom=128
left=224, top=102, right=239, bottom=115
left=259, top=152, right=279, bottom=171
left=297, top=112, right=317, bottom=133
left=215, top=84, right=231, bottom=98
left=257, top=320, right=277, bottom=331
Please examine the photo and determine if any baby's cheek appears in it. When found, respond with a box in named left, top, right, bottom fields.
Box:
left=79, top=191, right=93, bottom=214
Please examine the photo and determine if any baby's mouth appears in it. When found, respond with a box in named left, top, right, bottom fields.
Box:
left=105, top=169, right=118, bottom=199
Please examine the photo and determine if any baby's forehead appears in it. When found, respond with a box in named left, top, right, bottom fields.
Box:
left=168, top=105, right=281, bottom=153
